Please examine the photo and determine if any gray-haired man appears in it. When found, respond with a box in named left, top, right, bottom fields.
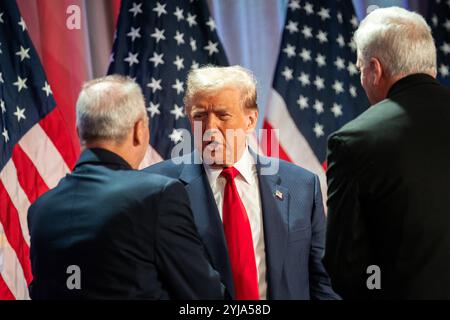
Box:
left=28, top=75, right=223, bottom=299
left=324, top=7, right=450, bottom=299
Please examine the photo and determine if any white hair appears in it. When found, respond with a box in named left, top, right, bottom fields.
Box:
left=354, top=6, right=437, bottom=77
left=184, top=65, right=258, bottom=110
left=76, top=75, right=147, bottom=143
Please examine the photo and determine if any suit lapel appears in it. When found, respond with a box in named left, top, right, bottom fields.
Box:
left=179, top=161, right=235, bottom=298
left=177, top=150, right=290, bottom=299
left=255, top=154, right=289, bottom=299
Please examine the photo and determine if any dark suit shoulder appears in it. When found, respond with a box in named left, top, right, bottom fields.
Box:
left=30, top=167, right=182, bottom=218
left=119, top=169, right=180, bottom=189
left=143, top=158, right=186, bottom=179
left=331, top=79, right=450, bottom=150
left=331, top=100, right=395, bottom=141
left=328, top=98, right=412, bottom=165
left=78, top=167, right=181, bottom=203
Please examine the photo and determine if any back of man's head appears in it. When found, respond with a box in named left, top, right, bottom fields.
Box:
left=354, top=6, right=437, bottom=78
left=76, top=75, right=149, bottom=168
left=76, top=75, right=146, bottom=144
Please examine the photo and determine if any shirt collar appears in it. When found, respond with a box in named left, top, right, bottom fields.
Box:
left=234, top=147, right=256, bottom=184
left=203, top=146, right=256, bottom=185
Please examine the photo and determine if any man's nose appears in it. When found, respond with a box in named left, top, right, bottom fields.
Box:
left=204, top=114, right=218, bottom=131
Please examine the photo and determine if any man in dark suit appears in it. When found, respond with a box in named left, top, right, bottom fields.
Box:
left=28, top=75, right=223, bottom=299
left=324, top=7, right=450, bottom=299
left=145, top=66, right=339, bottom=300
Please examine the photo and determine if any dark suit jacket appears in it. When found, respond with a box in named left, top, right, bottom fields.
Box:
left=28, top=148, right=223, bottom=300
left=324, top=74, right=450, bottom=299
left=144, top=150, right=339, bottom=300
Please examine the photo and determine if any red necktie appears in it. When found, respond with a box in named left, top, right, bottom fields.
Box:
left=220, top=166, right=259, bottom=300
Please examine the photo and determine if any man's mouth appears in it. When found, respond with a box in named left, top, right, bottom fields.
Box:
left=205, top=139, right=220, bottom=147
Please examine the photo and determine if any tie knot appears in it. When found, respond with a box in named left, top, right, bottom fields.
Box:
left=220, top=166, right=239, bottom=182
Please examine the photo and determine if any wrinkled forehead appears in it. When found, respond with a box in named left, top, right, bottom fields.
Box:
left=188, top=86, right=242, bottom=109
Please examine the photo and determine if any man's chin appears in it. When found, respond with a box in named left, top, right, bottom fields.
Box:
left=201, top=150, right=231, bottom=167
left=209, top=163, right=227, bottom=169
left=202, top=154, right=226, bottom=167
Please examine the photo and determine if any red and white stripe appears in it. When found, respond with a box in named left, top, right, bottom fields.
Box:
left=262, top=89, right=328, bottom=207
left=0, top=121, right=71, bottom=300
left=0, top=0, right=102, bottom=299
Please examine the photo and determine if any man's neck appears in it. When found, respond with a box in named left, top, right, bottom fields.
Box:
left=83, top=141, right=136, bottom=169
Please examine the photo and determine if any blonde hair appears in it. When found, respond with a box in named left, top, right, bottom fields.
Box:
left=184, top=65, right=258, bottom=110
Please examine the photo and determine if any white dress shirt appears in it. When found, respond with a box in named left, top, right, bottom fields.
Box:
left=203, top=147, right=267, bottom=299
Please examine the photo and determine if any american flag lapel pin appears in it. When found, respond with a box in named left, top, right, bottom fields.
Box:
left=275, top=190, right=283, bottom=200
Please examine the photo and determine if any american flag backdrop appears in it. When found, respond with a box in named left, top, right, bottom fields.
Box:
left=3, top=0, right=444, bottom=301
left=428, top=0, right=450, bottom=87
left=0, top=0, right=75, bottom=299
left=263, top=0, right=369, bottom=198
left=108, top=0, right=228, bottom=163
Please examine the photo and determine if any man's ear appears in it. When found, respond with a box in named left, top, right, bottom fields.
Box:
left=133, top=118, right=146, bottom=146
left=185, top=105, right=191, bottom=121
left=370, top=57, right=383, bottom=86
left=245, top=109, right=258, bottom=133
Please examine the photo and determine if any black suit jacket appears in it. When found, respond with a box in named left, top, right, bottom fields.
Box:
left=28, top=148, right=223, bottom=299
left=324, top=74, right=450, bottom=299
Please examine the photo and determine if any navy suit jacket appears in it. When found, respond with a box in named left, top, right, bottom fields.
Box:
left=28, top=148, right=223, bottom=300
left=144, top=150, right=339, bottom=300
